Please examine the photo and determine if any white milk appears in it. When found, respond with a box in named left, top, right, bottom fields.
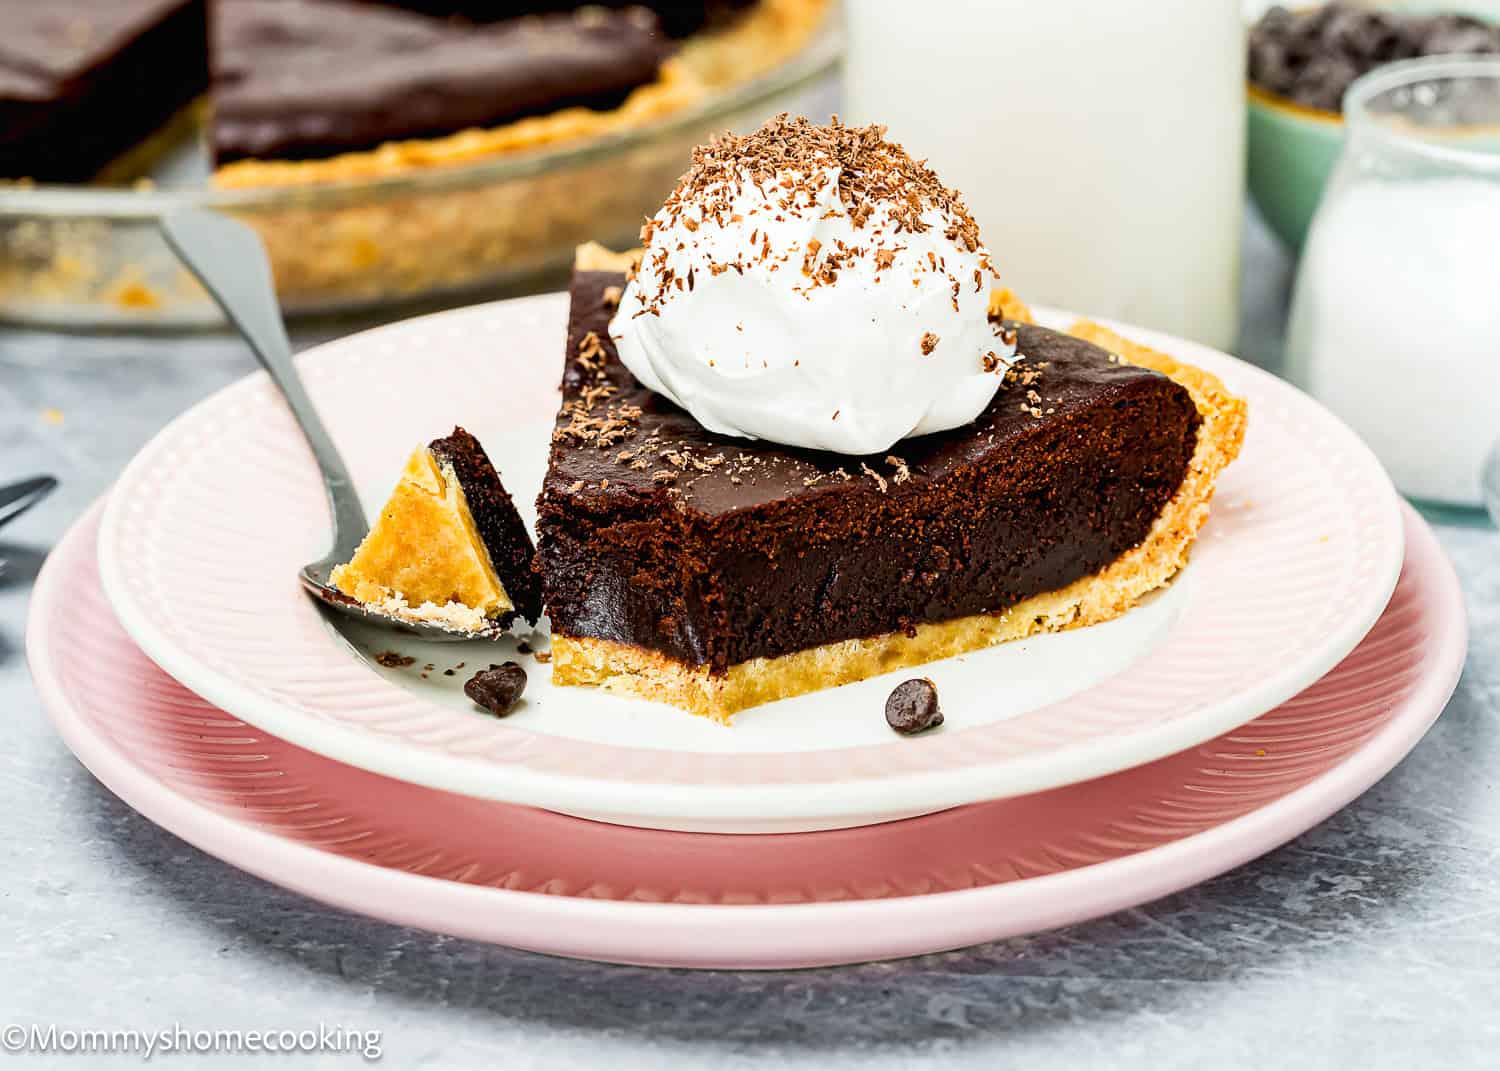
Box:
left=1287, top=177, right=1500, bottom=506
left=844, top=0, right=1245, bottom=350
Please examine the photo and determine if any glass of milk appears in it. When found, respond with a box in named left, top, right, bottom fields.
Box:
left=844, top=0, right=1246, bottom=351
left=1287, top=56, right=1500, bottom=509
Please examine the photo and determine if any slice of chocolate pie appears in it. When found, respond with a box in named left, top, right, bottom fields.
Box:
left=332, top=427, right=541, bottom=634
left=536, top=119, right=1246, bottom=722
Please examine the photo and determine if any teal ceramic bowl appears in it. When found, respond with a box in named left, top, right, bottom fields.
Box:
left=1246, top=85, right=1344, bottom=252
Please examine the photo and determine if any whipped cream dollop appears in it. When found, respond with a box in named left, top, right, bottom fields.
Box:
left=609, top=116, right=1015, bottom=455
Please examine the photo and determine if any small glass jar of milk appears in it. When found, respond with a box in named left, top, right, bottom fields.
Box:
left=1287, top=57, right=1500, bottom=509
left=844, top=0, right=1246, bottom=351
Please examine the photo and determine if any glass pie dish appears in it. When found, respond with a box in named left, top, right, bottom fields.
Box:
left=0, top=8, right=841, bottom=329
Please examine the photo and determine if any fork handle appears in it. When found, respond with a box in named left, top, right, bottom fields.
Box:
left=160, top=209, right=368, bottom=558
left=0, top=475, right=57, bottom=529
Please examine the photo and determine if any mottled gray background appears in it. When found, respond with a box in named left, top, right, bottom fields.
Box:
left=2, top=212, right=1497, bottom=1069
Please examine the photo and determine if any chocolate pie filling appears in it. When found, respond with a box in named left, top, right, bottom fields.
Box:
left=429, top=427, right=543, bottom=626
left=0, top=0, right=210, bottom=182
left=537, top=270, right=1201, bottom=673
left=211, top=1, right=671, bottom=164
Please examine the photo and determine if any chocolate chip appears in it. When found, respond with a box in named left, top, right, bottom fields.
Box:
left=885, top=678, right=943, bottom=735
left=1249, top=38, right=1294, bottom=91
left=1294, top=55, right=1362, bottom=111
left=1344, top=11, right=1405, bottom=61
left=1322, top=6, right=1381, bottom=57
left=1424, top=18, right=1500, bottom=56
left=465, top=663, right=527, bottom=717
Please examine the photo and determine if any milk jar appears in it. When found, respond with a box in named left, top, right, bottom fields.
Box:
left=1288, top=57, right=1500, bottom=508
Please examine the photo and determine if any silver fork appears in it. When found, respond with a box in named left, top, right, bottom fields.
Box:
left=158, top=209, right=496, bottom=641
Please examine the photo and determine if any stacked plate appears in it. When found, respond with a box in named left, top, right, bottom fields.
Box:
left=27, top=294, right=1466, bottom=968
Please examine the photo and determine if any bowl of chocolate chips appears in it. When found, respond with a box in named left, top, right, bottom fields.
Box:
left=1247, top=2, right=1500, bottom=249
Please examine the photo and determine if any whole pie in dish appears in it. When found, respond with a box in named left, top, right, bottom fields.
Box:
left=535, top=118, right=1247, bottom=723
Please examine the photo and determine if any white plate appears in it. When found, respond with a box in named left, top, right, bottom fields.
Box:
left=97, top=295, right=1406, bottom=832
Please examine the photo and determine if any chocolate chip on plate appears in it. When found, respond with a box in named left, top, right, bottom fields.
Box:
left=465, top=662, right=527, bottom=717
left=885, top=678, right=943, bottom=735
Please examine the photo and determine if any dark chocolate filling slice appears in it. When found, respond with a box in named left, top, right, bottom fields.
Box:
left=0, top=0, right=210, bottom=182
left=367, top=0, right=756, bottom=38
left=212, top=1, right=670, bottom=163
left=537, top=271, right=1201, bottom=673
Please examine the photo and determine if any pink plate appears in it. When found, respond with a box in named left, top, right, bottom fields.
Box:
left=30, top=498, right=1465, bottom=968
